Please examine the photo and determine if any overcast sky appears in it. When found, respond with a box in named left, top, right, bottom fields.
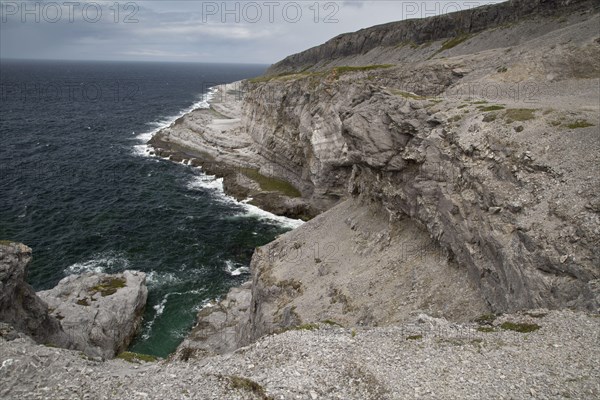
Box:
left=1, top=1, right=504, bottom=64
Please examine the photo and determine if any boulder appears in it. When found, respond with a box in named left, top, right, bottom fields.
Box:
left=38, top=270, right=148, bottom=359
left=175, top=281, right=252, bottom=360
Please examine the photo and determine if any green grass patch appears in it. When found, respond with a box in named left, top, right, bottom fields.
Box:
left=440, top=34, right=472, bottom=51
left=475, top=314, right=498, bottom=325
left=0, top=240, right=16, bottom=246
left=247, top=69, right=315, bottom=83
left=390, top=89, right=427, bottom=100
left=228, top=376, right=273, bottom=400
left=479, top=105, right=505, bottom=112
left=276, top=279, right=303, bottom=292
left=477, top=326, right=496, bottom=333
left=116, top=351, right=158, bottom=363
left=566, top=120, right=594, bottom=129
left=247, top=75, right=274, bottom=83
left=76, top=298, right=90, bottom=306
left=483, top=113, right=497, bottom=122
left=248, top=64, right=393, bottom=84
left=239, top=168, right=301, bottom=197
left=504, top=108, right=536, bottom=122
left=277, top=322, right=318, bottom=334
left=298, top=64, right=314, bottom=73
left=88, top=277, right=126, bottom=297
left=471, top=100, right=488, bottom=105
left=406, top=335, right=423, bottom=340
left=395, top=40, right=419, bottom=49
left=429, top=33, right=473, bottom=58
left=334, top=64, right=394, bottom=75
left=321, top=319, right=343, bottom=327
left=293, top=323, right=319, bottom=331
left=500, top=321, right=541, bottom=333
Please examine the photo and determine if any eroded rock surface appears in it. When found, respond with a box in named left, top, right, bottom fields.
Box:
left=0, top=242, right=71, bottom=348
left=38, top=270, right=147, bottom=359
left=238, top=3, right=600, bottom=313
left=174, top=281, right=252, bottom=359
left=2, top=310, right=599, bottom=399
left=148, top=83, right=317, bottom=220
left=238, top=199, right=491, bottom=345
left=177, top=0, right=598, bottom=358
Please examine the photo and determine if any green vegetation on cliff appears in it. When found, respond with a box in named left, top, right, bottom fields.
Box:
left=240, top=168, right=301, bottom=197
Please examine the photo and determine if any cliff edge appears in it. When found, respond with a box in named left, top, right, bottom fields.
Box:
left=239, top=0, right=600, bottom=319
left=162, top=0, right=600, bottom=359
left=0, top=242, right=148, bottom=359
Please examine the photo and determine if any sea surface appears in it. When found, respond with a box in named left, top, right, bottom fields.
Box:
left=0, top=60, right=299, bottom=357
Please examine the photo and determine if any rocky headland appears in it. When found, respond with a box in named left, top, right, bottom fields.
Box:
left=37, top=269, right=147, bottom=359
left=1, top=0, right=599, bottom=398
left=0, top=242, right=147, bottom=360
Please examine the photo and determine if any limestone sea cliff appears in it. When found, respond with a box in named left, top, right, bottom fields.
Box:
left=174, top=0, right=599, bottom=355
left=1, top=0, right=599, bottom=398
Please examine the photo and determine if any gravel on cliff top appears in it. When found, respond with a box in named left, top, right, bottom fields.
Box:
left=1, top=310, right=598, bottom=399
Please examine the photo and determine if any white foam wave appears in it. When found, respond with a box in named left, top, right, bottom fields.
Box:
left=141, top=294, right=169, bottom=340
left=186, top=174, right=225, bottom=192
left=140, top=287, right=207, bottom=340
left=186, top=173, right=304, bottom=229
left=154, top=296, right=168, bottom=316
left=145, top=271, right=183, bottom=288
left=132, top=87, right=218, bottom=157
left=132, top=143, right=152, bottom=157
left=240, top=199, right=305, bottom=229
left=224, top=260, right=249, bottom=276
left=64, top=252, right=130, bottom=275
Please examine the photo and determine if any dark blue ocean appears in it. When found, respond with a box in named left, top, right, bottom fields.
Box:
left=0, top=60, right=296, bottom=357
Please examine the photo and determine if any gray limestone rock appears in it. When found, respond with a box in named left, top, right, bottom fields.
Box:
left=37, top=270, right=147, bottom=359
left=0, top=242, right=71, bottom=348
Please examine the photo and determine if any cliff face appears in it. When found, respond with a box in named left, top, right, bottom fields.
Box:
left=0, top=242, right=71, bottom=347
left=268, top=0, right=598, bottom=74
left=237, top=0, right=600, bottom=334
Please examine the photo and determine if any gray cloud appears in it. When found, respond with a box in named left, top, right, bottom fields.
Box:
left=0, top=1, right=504, bottom=63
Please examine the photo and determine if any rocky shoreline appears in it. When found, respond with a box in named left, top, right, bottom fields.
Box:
left=146, top=0, right=599, bottom=371
left=147, top=82, right=319, bottom=221
left=1, top=0, right=599, bottom=398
